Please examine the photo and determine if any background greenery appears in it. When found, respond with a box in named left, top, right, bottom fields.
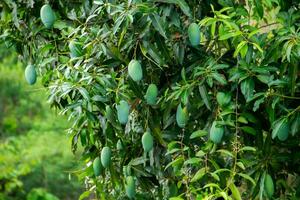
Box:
left=0, top=49, right=83, bottom=199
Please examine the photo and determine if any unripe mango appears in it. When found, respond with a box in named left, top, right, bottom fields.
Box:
left=145, top=84, right=158, bottom=105
left=69, top=40, right=83, bottom=58
left=142, top=131, right=153, bottom=152
left=125, top=176, right=136, bottom=199
left=128, top=60, right=143, bottom=81
left=40, top=4, right=55, bottom=29
left=188, top=23, right=200, bottom=46
left=93, top=157, right=102, bottom=176
left=176, top=104, right=188, bottom=128
left=101, top=146, right=111, bottom=168
left=25, top=64, right=37, bottom=85
left=210, top=121, right=224, bottom=144
left=264, top=174, right=274, bottom=198
left=116, top=100, right=130, bottom=125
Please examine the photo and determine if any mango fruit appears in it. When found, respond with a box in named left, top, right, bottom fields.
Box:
left=69, top=40, right=83, bottom=58
left=264, top=174, right=274, bottom=198
left=128, top=60, right=143, bottom=81
left=145, top=84, right=158, bottom=105
left=93, top=157, right=102, bottom=176
left=176, top=104, right=188, bottom=128
left=142, top=131, right=153, bottom=152
left=101, top=146, right=111, bottom=168
left=116, top=100, right=130, bottom=125
left=188, top=23, right=200, bottom=46
left=210, top=121, right=224, bottom=144
left=125, top=176, right=136, bottom=199
left=40, top=4, right=55, bottom=29
left=25, top=64, right=37, bottom=85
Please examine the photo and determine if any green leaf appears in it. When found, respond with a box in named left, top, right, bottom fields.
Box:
left=198, top=85, right=211, bottom=110
left=237, top=173, right=256, bottom=185
left=165, top=157, right=184, bottom=170
left=212, top=73, right=227, bottom=85
left=240, top=78, right=255, bottom=101
left=241, top=126, right=257, bottom=135
left=191, top=167, right=206, bottom=182
left=254, top=0, right=264, bottom=18
left=153, top=0, right=191, bottom=17
left=229, top=183, right=242, bottom=200
left=219, top=31, right=242, bottom=40
left=234, top=41, right=247, bottom=58
left=190, top=130, right=208, bottom=139
left=150, top=14, right=167, bottom=39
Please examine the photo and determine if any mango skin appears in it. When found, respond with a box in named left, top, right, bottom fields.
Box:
left=128, top=60, right=143, bottom=81
left=188, top=23, right=200, bottom=46
left=116, top=100, right=130, bottom=125
left=277, top=121, right=289, bottom=141
left=101, top=146, right=111, bottom=168
left=176, top=104, right=188, bottom=128
left=142, top=131, right=153, bottom=152
left=40, top=4, right=55, bottom=29
left=145, top=84, right=158, bottom=105
left=25, top=64, right=37, bottom=85
left=264, top=174, right=274, bottom=198
left=209, top=121, right=224, bottom=144
left=125, top=176, right=136, bottom=199
left=69, top=40, right=83, bottom=58
left=93, top=157, right=102, bottom=176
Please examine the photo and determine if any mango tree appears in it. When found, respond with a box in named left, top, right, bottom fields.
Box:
left=1, top=0, right=300, bottom=199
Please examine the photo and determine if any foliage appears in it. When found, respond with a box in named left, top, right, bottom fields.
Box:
left=1, top=0, right=300, bottom=199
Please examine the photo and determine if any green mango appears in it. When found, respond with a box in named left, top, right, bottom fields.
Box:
left=69, top=40, right=83, bottom=58
left=216, top=92, right=231, bottom=107
left=210, top=121, right=224, bottom=144
left=40, top=4, right=55, bottom=29
left=142, top=131, right=153, bottom=152
left=101, top=146, right=111, bottom=168
left=116, top=139, right=124, bottom=151
left=128, top=60, right=143, bottom=81
left=145, top=84, right=158, bottom=105
left=93, top=157, right=102, bottom=176
left=25, top=64, right=37, bottom=85
left=116, top=100, right=130, bottom=125
left=176, top=104, right=188, bottom=128
left=264, top=174, right=274, bottom=198
left=125, top=176, right=136, bottom=199
left=188, top=23, right=200, bottom=46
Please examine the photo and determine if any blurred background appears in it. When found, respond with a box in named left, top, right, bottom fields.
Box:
left=0, top=46, right=83, bottom=200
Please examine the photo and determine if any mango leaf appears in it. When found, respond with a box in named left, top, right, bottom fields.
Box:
left=190, top=130, right=208, bottom=139
left=241, top=78, right=254, bottom=101
left=199, top=85, right=211, bottom=110
left=229, top=183, right=242, bottom=200
left=150, top=14, right=167, bottom=39
left=153, top=0, right=191, bottom=17
left=191, top=167, right=206, bottom=182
